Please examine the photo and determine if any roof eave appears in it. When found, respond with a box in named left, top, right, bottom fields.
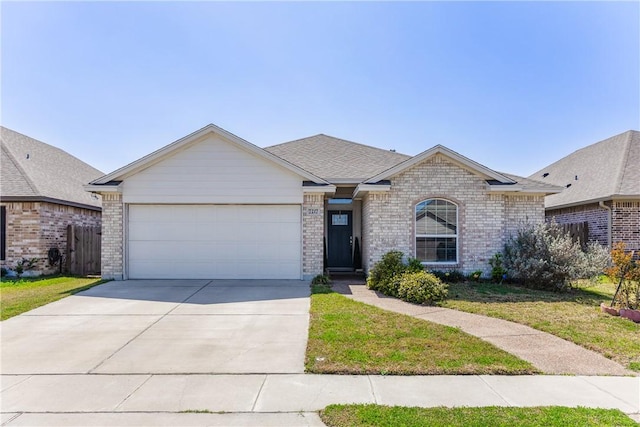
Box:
left=353, top=183, right=391, bottom=199
left=546, top=194, right=640, bottom=210
left=0, top=196, right=102, bottom=211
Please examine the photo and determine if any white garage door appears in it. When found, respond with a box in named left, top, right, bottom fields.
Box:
left=128, top=205, right=301, bottom=279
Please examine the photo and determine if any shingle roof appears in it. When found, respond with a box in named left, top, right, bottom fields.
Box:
left=266, top=134, right=560, bottom=194
left=1, top=127, right=103, bottom=209
left=529, top=130, right=640, bottom=209
left=264, top=134, right=411, bottom=182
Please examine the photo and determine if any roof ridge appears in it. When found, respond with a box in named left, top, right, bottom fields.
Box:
left=266, top=133, right=410, bottom=157
left=1, top=141, right=40, bottom=196
left=615, top=130, right=637, bottom=194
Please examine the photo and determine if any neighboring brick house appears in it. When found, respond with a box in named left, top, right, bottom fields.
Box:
left=529, top=130, right=640, bottom=254
left=87, top=124, right=560, bottom=281
left=1, top=127, right=103, bottom=276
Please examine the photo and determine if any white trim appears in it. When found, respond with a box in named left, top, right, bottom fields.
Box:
left=415, top=198, right=459, bottom=264
left=303, top=185, right=337, bottom=193
left=84, top=184, right=122, bottom=193
left=91, top=124, right=329, bottom=185
left=352, top=183, right=391, bottom=199
left=366, top=145, right=516, bottom=184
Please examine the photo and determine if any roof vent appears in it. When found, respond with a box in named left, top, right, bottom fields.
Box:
left=26, top=154, right=30, bottom=159
left=566, top=183, right=572, bottom=188
left=575, top=175, right=578, bottom=180
left=542, top=173, right=549, bottom=178
left=390, top=149, right=396, bottom=152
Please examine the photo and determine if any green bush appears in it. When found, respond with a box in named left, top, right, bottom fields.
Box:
left=469, top=270, right=483, bottom=282
left=489, top=253, right=507, bottom=282
left=430, top=269, right=465, bottom=283
left=397, top=271, right=448, bottom=305
left=312, top=274, right=331, bottom=286
left=366, top=251, right=422, bottom=297
left=503, top=222, right=611, bottom=291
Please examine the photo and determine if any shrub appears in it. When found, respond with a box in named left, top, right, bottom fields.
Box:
left=14, top=258, right=39, bottom=279
left=397, top=271, right=448, bottom=305
left=366, top=251, right=423, bottom=297
left=311, top=274, right=331, bottom=286
left=503, top=222, right=610, bottom=291
left=605, top=242, right=639, bottom=310
left=430, top=269, right=465, bottom=283
left=489, top=253, right=507, bottom=282
left=469, top=270, right=483, bottom=282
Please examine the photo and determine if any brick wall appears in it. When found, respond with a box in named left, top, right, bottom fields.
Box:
left=1, top=201, right=101, bottom=275
left=101, top=193, right=124, bottom=280
left=303, top=193, right=324, bottom=279
left=612, top=200, right=640, bottom=253
left=361, top=154, right=546, bottom=275
left=546, top=203, right=609, bottom=246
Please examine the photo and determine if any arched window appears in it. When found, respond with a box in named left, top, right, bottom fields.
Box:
left=415, top=199, right=458, bottom=263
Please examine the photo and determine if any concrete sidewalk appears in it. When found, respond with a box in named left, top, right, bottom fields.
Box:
left=334, top=282, right=635, bottom=376
left=2, top=374, right=638, bottom=425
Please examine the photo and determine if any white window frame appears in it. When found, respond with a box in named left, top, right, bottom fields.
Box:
left=415, top=198, right=458, bottom=264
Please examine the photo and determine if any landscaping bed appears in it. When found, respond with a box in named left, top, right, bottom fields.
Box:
left=443, top=280, right=640, bottom=371
left=0, top=276, right=106, bottom=320
left=306, top=284, right=536, bottom=375
left=320, top=404, right=637, bottom=427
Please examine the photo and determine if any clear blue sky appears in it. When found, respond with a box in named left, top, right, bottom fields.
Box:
left=2, top=1, right=639, bottom=177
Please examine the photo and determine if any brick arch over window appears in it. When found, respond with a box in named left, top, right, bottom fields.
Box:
left=414, top=198, right=458, bottom=264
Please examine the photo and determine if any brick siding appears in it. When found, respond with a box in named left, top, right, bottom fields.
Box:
left=303, top=193, right=324, bottom=279
left=546, top=200, right=639, bottom=253
left=361, top=154, right=545, bottom=275
left=612, top=200, right=640, bottom=253
left=546, top=203, right=609, bottom=246
left=100, top=193, right=124, bottom=280
left=1, top=201, right=101, bottom=275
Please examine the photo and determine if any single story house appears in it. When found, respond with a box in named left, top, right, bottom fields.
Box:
left=86, top=124, right=561, bottom=280
left=1, top=127, right=103, bottom=276
left=529, top=130, right=639, bottom=254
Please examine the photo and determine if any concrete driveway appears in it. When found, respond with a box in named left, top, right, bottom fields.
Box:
left=1, top=279, right=310, bottom=374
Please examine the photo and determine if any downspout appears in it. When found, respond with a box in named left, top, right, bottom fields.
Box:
left=599, top=201, right=612, bottom=248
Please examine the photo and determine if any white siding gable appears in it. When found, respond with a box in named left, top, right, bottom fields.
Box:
left=122, top=134, right=303, bottom=204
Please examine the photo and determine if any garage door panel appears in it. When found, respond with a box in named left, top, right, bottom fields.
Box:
left=128, top=205, right=301, bottom=279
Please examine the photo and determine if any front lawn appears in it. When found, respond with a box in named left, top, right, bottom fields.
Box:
left=320, top=404, right=637, bottom=427
left=306, top=285, right=536, bottom=375
left=443, top=279, right=640, bottom=371
left=0, top=276, right=106, bottom=320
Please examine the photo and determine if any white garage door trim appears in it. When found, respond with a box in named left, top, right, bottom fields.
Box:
left=126, top=204, right=302, bottom=279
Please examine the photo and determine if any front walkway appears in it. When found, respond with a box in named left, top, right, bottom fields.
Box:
left=333, top=282, right=634, bottom=376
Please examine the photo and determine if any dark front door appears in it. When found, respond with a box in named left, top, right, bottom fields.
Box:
left=328, top=211, right=353, bottom=269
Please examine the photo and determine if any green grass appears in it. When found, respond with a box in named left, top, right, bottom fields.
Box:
left=306, top=284, right=536, bottom=375
left=320, top=405, right=638, bottom=427
left=1, top=276, right=107, bottom=320
left=443, top=279, right=640, bottom=371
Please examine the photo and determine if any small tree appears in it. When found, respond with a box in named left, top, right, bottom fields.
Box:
left=606, top=242, right=639, bottom=310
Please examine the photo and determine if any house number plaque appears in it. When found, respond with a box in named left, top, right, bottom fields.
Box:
left=306, top=208, right=321, bottom=215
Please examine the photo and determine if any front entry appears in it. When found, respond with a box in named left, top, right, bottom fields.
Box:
left=327, top=211, right=353, bottom=269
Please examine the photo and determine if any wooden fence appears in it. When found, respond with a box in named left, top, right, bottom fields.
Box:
left=66, top=225, right=101, bottom=276
left=559, top=221, right=589, bottom=248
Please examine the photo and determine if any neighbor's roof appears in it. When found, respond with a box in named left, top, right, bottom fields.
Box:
left=265, top=134, right=411, bottom=183
left=529, top=130, right=640, bottom=209
left=1, top=127, right=103, bottom=210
